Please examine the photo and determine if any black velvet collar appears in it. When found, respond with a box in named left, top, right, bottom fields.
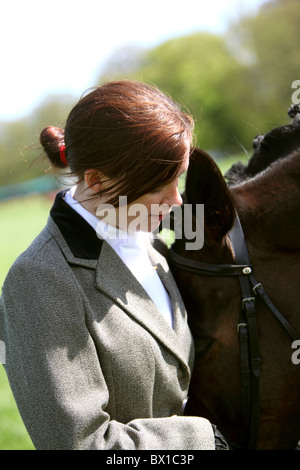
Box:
left=50, top=190, right=103, bottom=260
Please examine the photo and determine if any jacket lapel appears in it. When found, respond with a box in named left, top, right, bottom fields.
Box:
left=147, top=240, right=194, bottom=367
left=94, top=241, right=191, bottom=370
left=147, top=238, right=187, bottom=335
left=49, top=191, right=192, bottom=371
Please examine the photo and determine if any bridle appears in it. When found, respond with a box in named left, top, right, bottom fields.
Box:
left=168, top=214, right=299, bottom=450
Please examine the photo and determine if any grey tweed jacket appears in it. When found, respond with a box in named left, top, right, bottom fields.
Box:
left=0, top=191, right=214, bottom=450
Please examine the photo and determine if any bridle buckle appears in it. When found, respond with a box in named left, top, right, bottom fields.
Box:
left=237, top=322, right=247, bottom=332
left=242, top=297, right=255, bottom=309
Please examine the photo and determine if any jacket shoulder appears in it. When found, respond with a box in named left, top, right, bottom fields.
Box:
left=5, top=223, right=57, bottom=274
left=2, top=221, right=73, bottom=298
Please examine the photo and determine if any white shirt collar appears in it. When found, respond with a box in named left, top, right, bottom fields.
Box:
left=64, top=186, right=147, bottom=249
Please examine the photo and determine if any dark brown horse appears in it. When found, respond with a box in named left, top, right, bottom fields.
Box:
left=168, top=109, right=300, bottom=450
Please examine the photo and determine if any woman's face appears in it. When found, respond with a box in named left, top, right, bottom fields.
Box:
left=96, top=149, right=190, bottom=233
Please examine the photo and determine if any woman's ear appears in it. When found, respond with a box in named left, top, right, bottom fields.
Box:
left=84, top=169, right=105, bottom=194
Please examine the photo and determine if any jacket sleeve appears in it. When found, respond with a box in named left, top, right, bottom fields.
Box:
left=0, top=253, right=215, bottom=450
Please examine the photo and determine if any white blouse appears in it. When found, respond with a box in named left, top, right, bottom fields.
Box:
left=64, top=188, right=173, bottom=329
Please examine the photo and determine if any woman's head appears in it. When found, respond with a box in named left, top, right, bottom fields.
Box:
left=40, top=80, right=194, bottom=206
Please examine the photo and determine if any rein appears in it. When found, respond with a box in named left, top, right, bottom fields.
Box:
left=168, top=214, right=298, bottom=450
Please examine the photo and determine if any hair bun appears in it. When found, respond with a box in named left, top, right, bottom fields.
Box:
left=40, top=126, right=66, bottom=168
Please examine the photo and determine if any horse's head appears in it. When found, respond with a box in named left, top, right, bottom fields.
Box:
left=169, top=115, right=300, bottom=449
left=170, top=148, right=244, bottom=443
left=172, top=147, right=240, bottom=339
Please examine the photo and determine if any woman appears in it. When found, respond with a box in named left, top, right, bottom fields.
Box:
left=0, top=81, right=227, bottom=450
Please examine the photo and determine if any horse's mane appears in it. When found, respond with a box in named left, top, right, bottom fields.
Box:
left=225, top=105, right=300, bottom=186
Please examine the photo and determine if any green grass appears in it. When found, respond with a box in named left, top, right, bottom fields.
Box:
left=0, top=194, right=53, bottom=287
left=0, top=193, right=52, bottom=450
left=0, top=366, right=35, bottom=450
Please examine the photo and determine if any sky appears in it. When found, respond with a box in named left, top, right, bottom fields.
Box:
left=1, top=0, right=266, bottom=122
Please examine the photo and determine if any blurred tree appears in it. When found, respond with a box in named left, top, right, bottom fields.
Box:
left=99, top=45, right=145, bottom=80
left=227, top=0, right=300, bottom=131
left=0, top=120, right=33, bottom=186
left=0, top=94, right=75, bottom=186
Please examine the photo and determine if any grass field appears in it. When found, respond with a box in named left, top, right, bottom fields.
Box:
left=0, top=194, right=52, bottom=450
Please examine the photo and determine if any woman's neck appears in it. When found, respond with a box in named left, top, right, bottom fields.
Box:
left=73, top=182, right=98, bottom=216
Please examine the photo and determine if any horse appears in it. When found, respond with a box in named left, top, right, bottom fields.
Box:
left=167, top=107, right=300, bottom=450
